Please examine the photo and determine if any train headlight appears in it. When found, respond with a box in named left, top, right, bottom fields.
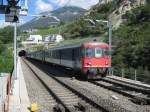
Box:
left=87, top=62, right=92, bottom=66
left=106, top=61, right=111, bottom=65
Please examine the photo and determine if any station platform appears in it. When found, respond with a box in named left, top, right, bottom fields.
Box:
left=107, top=75, right=150, bottom=89
left=9, top=57, right=30, bottom=112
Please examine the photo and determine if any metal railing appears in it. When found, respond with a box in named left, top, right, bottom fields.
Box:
left=110, top=68, right=150, bottom=84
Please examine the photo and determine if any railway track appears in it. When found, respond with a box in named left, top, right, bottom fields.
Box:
left=21, top=58, right=57, bottom=111
left=22, top=58, right=107, bottom=112
left=100, top=77, right=150, bottom=94
left=25, top=58, right=150, bottom=112
left=107, top=76, right=150, bottom=90
left=26, top=58, right=141, bottom=112
left=89, top=79, right=150, bottom=105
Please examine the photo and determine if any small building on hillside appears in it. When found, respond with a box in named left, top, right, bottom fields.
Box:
left=22, top=35, right=43, bottom=47
left=44, top=34, right=64, bottom=43
left=27, top=35, right=42, bottom=43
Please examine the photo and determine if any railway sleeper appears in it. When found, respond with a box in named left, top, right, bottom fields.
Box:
left=76, top=101, right=90, bottom=112
left=57, top=95, right=78, bottom=99
left=104, top=78, right=150, bottom=94
left=61, top=98, right=79, bottom=101
left=53, top=104, right=66, bottom=112
left=53, top=103, right=77, bottom=112
left=54, top=91, right=73, bottom=95
left=131, top=96, right=150, bottom=105
left=40, top=100, right=57, bottom=105
left=65, top=102, right=79, bottom=106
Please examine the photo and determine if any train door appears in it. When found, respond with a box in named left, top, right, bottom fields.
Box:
left=73, top=47, right=81, bottom=70
left=59, top=50, right=61, bottom=65
left=42, top=51, right=45, bottom=62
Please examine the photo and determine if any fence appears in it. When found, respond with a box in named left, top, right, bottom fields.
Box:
left=0, top=73, right=12, bottom=112
left=110, top=68, right=150, bottom=84
left=0, top=68, right=15, bottom=112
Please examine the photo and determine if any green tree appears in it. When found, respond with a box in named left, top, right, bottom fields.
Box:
left=0, top=26, right=13, bottom=44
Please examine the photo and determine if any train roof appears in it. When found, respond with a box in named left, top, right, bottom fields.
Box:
left=46, top=42, right=109, bottom=51
left=81, top=42, right=109, bottom=48
left=28, top=42, right=109, bottom=54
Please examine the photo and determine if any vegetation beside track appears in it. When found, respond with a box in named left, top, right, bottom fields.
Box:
left=112, top=1, right=150, bottom=82
left=0, top=26, right=14, bottom=72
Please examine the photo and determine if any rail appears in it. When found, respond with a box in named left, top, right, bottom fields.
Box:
left=110, top=68, right=150, bottom=84
left=26, top=58, right=135, bottom=112
left=23, top=58, right=107, bottom=112
left=89, top=79, right=150, bottom=105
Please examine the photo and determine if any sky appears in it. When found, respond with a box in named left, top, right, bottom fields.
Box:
left=0, top=0, right=99, bottom=27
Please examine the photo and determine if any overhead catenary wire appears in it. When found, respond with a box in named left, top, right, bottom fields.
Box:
left=7, top=0, right=20, bottom=6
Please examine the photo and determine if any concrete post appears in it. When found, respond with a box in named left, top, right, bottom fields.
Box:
left=122, top=69, right=124, bottom=78
left=112, top=68, right=114, bottom=76
left=135, top=70, right=137, bottom=81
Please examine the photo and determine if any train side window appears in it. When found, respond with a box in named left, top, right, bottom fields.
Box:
left=77, top=48, right=80, bottom=59
left=95, top=48, right=102, bottom=57
left=49, top=51, right=51, bottom=58
left=51, top=51, right=53, bottom=58
left=61, top=48, right=72, bottom=60
left=103, top=48, right=109, bottom=56
left=73, top=47, right=80, bottom=60
left=56, top=50, right=59, bottom=59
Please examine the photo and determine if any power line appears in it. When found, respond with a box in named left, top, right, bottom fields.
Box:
left=6, top=0, right=20, bottom=6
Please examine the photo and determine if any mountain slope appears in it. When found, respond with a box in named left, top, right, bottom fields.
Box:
left=109, top=0, right=146, bottom=28
left=111, top=0, right=150, bottom=83
left=20, top=6, right=86, bottom=31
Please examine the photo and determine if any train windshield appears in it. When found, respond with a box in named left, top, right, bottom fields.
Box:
left=84, top=47, right=109, bottom=58
left=85, top=48, right=95, bottom=57
left=95, top=48, right=103, bottom=57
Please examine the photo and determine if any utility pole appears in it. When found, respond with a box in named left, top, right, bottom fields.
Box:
left=7, top=0, right=20, bottom=79
left=0, top=0, right=3, bottom=5
left=108, top=20, right=112, bottom=59
left=25, top=0, right=28, bottom=7
left=14, top=23, right=17, bottom=79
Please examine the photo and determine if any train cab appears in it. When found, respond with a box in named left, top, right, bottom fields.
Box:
left=81, top=43, right=111, bottom=78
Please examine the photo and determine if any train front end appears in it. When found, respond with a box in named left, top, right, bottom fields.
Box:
left=81, top=43, right=111, bottom=79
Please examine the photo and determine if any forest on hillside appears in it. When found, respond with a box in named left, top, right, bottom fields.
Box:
left=113, top=1, right=150, bottom=82
left=0, top=26, right=14, bottom=72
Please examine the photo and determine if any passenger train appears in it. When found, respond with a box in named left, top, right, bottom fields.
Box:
left=26, top=42, right=111, bottom=79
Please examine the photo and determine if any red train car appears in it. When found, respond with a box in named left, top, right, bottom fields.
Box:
left=81, top=43, right=111, bottom=79
left=27, top=42, right=111, bottom=79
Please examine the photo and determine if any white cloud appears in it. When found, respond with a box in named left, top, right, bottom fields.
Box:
left=72, top=0, right=98, bottom=9
left=35, top=0, right=53, bottom=12
left=49, top=0, right=99, bottom=9
left=35, top=0, right=99, bottom=13
left=52, top=0, right=71, bottom=6
left=68, top=0, right=99, bottom=9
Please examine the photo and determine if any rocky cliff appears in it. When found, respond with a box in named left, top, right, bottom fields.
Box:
left=109, top=0, right=146, bottom=29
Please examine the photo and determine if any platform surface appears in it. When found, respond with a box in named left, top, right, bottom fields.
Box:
left=10, top=57, right=30, bottom=112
